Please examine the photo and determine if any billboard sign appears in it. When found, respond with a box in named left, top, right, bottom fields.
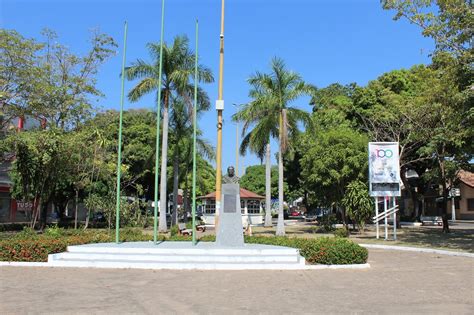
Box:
left=368, top=142, right=401, bottom=197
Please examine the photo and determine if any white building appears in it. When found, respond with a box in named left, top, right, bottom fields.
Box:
left=199, top=188, right=265, bottom=226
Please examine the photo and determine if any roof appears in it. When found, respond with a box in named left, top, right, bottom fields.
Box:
left=199, top=188, right=265, bottom=200
left=459, top=170, right=474, bottom=188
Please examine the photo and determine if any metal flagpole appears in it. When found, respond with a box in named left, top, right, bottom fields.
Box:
left=115, top=21, right=128, bottom=244
left=384, top=196, right=388, bottom=240
left=215, top=0, right=225, bottom=230
left=393, top=197, right=397, bottom=240
left=192, top=20, right=199, bottom=246
left=375, top=197, right=379, bottom=239
left=154, top=0, right=165, bottom=244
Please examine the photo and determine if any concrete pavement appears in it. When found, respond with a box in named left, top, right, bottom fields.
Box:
left=1, top=249, right=473, bottom=314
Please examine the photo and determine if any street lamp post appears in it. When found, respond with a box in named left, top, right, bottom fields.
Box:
left=232, top=103, right=244, bottom=177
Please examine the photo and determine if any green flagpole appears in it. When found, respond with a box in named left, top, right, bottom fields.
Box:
left=154, top=0, right=165, bottom=244
left=115, top=21, right=128, bottom=244
left=192, top=20, right=199, bottom=246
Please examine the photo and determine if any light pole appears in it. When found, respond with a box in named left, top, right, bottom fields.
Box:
left=215, top=0, right=225, bottom=228
left=232, top=103, right=244, bottom=177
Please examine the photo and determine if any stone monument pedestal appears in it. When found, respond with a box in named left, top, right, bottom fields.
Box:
left=216, top=183, right=244, bottom=247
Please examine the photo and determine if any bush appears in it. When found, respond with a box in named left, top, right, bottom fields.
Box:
left=44, top=225, right=65, bottom=238
left=333, top=228, right=349, bottom=238
left=245, top=236, right=367, bottom=265
left=320, top=214, right=337, bottom=232
left=169, top=225, right=179, bottom=237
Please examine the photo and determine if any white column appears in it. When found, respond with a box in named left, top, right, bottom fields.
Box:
left=384, top=197, right=388, bottom=240
left=451, top=198, right=456, bottom=221
left=375, top=197, right=379, bottom=239
left=393, top=197, right=397, bottom=241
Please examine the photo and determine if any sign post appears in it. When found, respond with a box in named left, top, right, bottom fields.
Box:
left=375, top=197, right=379, bottom=239
left=369, top=142, right=401, bottom=241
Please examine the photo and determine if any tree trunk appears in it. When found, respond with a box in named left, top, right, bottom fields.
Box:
left=171, top=148, right=179, bottom=226
left=158, top=91, right=169, bottom=232
left=438, top=146, right=450, bottom=233
left=276, top=114, right=285, bottom=236
left=74, top=189, right=79, bottom=229
left=264, top=142, right=272, bottom=227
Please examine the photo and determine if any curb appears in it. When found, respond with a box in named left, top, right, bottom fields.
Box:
left=304, top=263, right=370, bottom=270
left=360, top=244, right=474, bottom=258
left=0, top=261, right=370, bottom=270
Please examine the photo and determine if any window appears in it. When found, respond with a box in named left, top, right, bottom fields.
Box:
left=467, top=199, right=474, bottom=212
left=204, top=200, right=215, bottom=214
left=247, top=200, right=261, bottom=214
left=241, top=200, right=245, bottom=214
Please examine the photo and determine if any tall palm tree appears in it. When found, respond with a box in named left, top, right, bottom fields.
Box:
left=169, top=97, right=214, bottom=226
left=233, top=57, right=311, bottom=236
left=125, top=35, right=213, bottom=232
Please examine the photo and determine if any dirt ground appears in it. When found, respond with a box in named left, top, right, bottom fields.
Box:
left=1, top=249, right=473, bottom=314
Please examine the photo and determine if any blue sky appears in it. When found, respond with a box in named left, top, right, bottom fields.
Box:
left=1, top=0, right=434, bottom=173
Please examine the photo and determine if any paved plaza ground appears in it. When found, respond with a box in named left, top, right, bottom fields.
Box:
left=1, top=249, right=472, bottom=314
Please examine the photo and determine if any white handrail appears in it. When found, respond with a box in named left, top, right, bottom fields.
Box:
left=372, top=205, right=399, bottom=222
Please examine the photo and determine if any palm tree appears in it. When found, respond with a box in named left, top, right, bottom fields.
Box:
left=168, top=97, right=214, bottom=226
left=233, top=57, right=311, bottom=236
left=125, top=35, right=213, bottom=232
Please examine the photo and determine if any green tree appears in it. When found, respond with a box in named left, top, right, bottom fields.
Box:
left=125, top=35, right=214, bottom=232
left=342, top=180, right=374, bottom=232
left=382, top=0, right=473, bottom=61
left=233, top=57, right=311, bottom=235
left=300, top=110, right=368, bottom=226
left=239, top=165, right=281, bottom=198
left=0, top=29, right=43, bottom=128
left=168, top=98, right=214, bottom=226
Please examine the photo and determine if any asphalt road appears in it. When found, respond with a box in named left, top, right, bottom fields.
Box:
left=1, top=249, right=473, bottom=314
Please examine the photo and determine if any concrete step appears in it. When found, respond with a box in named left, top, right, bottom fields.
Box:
left=47, top=259, right=306, bottom=270
left=46, top=241, right=307, bottom=270
left=49, top=252, right=300, bottom=263
left=66, top=243, right=298, bottom=256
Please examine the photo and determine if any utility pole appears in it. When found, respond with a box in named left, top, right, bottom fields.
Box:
left=215, top=0, right=225, bottom=228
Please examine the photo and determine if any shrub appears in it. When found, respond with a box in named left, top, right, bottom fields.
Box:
left=333, top=228, right=349, bottom=238
left=14, top=227, right=38, bottom=239
left=245, top=236, right=367, bottom=265
left=44, top=225, right=65, bottom=238
left=170, top=225, right=179, bottom=237
left=320, top=214, right=337, bottom=232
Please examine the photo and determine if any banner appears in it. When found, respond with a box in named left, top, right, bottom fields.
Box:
left=368, top=142, right=401, bottom=197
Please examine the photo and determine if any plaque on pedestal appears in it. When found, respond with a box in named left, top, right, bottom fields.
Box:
left=216, top=183, right=244, bottom=247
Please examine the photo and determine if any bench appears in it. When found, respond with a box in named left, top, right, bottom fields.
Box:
left=420, top=216, right=443, bottom=226
left=177, top=223, right=206, bottom=235
left=177, top=223, right=192, bottom=236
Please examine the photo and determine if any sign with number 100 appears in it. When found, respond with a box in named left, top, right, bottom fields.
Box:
left=368, top=142, right=401, bottom=197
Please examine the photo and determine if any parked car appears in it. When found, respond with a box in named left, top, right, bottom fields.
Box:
left=304, top=211, right=318, bottom=222
left=290, top=210, right=301, bottom=217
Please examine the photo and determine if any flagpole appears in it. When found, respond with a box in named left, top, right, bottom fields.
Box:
left=192, top=20, right=199, bottom=246
left=154, top=0, right=165, bottom=244
left=215, top=0, right=225, bottom=230
left=115, top=21, right=128, bottom=244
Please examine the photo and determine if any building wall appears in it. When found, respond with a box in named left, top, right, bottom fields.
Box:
left=201, top=198, right=264, bottom=226
left=449, top=182, right=474, bottom=220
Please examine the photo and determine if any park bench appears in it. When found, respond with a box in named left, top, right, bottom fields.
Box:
left=177, top=223, right=206, bottom=236
left=177, top=223, right=192, bottom=236
left=420, top=215, right=443, bottom=226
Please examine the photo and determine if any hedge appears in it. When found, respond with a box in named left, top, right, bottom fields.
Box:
left=0, top=229, right=368, bottom=265
left=245, top=236, right=368, bottom=265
